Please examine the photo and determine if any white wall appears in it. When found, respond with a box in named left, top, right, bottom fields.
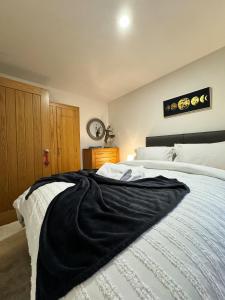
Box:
left=0, top=73, right=108, bottom=157
left=109, top=47, right=225, bottom=160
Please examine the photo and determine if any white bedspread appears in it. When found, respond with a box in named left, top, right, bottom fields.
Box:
left=13, top=161, right=225, bottom=300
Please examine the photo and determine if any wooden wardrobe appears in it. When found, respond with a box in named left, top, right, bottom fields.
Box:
left=0, top=77, right=81, bottom=225
left=0, top=76, right=51, bottom=225
left=49, top=102, right=80, bottom=174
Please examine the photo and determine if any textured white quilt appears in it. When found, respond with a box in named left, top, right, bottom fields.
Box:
left=13, top=161, right=225, bottom=300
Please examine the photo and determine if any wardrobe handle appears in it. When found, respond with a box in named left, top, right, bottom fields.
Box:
left=43, top=149, right=50, bottom=166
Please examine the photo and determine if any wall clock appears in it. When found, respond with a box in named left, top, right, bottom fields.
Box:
left=86, top=118, right=106, bottom=140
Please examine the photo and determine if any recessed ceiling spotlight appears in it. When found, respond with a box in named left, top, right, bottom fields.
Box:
left=118, top=15, right=130, bottom=29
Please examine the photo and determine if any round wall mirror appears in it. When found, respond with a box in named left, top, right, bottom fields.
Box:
left=86, top=118, right=106, bottom=140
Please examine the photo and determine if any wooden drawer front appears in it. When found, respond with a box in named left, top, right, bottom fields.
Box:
left=94, top=148, right=117, bottom=155
left=95, top=152, right=117, bottom=159
left=95, top=157, right=118, bottom=169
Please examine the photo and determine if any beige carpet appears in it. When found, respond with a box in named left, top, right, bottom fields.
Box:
left=0, top=227, right=31, bottom=300
left=0, top=221, right=23, bottom=241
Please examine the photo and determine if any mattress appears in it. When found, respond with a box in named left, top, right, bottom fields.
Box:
left=13, top=161, right=225, bottom=300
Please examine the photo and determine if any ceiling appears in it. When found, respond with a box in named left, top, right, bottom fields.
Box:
left=1, top=0, right=225, bottom=102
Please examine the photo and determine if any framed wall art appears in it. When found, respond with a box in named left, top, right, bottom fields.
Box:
left=163, top=87, right=211, bottom=117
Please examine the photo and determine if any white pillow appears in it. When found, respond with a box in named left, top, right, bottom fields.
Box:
left=135, top=146, right=174, bottom=161
left=174, top=142, right=225, bottom=169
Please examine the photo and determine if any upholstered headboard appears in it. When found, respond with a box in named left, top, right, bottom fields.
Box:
left=146, top=130, right=225, bottom=147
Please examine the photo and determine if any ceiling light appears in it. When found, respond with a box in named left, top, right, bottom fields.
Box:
left=118, top=15, right=130, bottom=29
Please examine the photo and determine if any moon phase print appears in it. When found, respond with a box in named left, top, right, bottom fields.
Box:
left=163, top=87, right=211, bottom=117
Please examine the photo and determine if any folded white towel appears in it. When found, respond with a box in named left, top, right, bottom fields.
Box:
left=96, top=163, right=132, bottom=180
left=127, top=166, right=145, bottom=181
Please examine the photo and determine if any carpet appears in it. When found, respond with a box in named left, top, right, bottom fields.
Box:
left=0, top=221, right=23, bottom=241
left=0, top=229, right=31, bottom=300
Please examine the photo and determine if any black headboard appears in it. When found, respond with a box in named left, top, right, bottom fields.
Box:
left=146, top=130, right=225, bottom=147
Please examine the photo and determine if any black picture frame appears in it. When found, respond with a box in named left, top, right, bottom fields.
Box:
left=163, top=87, right=211, bottom=117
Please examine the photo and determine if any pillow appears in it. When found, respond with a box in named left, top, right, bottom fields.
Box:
left=135, top=146, right=174, bottom=161
left=174, top=142, right=225, bottom=169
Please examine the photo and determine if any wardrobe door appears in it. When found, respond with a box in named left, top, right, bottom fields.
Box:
left=50, top=103, right=80, bottom=174
left=0, top=77, right=50, bottom=225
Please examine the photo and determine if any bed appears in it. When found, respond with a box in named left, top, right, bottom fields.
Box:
left=14, top=130, right=225, bottom=300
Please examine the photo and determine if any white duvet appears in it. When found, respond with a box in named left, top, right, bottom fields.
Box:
left=13, top=161, right=225, bottom=300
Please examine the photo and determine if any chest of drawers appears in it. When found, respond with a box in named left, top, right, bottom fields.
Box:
left=83, top=147, right=120, bottom=169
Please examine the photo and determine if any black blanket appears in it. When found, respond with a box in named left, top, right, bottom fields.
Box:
left=26, top=171, right=189, bottom=300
